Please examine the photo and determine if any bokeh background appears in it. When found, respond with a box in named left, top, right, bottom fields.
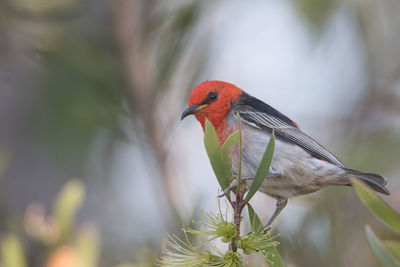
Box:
left=0, top=0, right=399, bottom=266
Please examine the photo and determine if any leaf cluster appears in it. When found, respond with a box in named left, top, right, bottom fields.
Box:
left=353, top=179, right=400, bottom=266
left=161, top=114, right=282, bottom=266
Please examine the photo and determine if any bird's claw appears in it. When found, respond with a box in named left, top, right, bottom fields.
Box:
left=217, top=180, right=238, bottom=198
left=218, top=178, right=254, bottom=198
left=217, top=191, right=228, bottom=198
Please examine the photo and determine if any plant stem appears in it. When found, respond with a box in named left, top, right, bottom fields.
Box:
left=230, top=180, right=247, bottom=252
left=235, top=112, right=242, bottom=197
left=230, top=113, right=246, bottom=252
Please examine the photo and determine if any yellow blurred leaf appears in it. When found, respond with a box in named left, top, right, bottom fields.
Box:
left=53, top=179, right=85, bottom=239
left=1, top=234, right=27, bottom=267
left=76, top=225, right=99, bottom=267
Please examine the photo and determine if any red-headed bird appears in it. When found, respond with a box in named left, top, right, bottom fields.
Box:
left=181, top=80, right=390, bottom=226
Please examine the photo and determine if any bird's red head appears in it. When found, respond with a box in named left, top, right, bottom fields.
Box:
left=181, top=80, right=243, bottom=130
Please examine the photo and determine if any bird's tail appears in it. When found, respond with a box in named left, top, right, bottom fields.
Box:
left=345, top=168, right=390, bottom=195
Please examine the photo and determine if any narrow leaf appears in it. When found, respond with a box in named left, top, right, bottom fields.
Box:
left=384, top=241, right=400, bottom=260
left=1, top=234, right=27, bottom=267
left=245, top=132, right=275, bottom=202
left=236, top=113, right=243, bottom=194
left=204, top=120, right=230, bottom=190
left=366, top=226, right=400, bottom=267
left=248, top=204, right=264, bottom=234
left=247, top=204, right=283, bottom=267
left=76, top=225, right=99, bottom=267
left=352, top=178, right=400, bottom=234
left=221, top=130, right=239, bottom=174
left=53, top=179, right=86, bottom=239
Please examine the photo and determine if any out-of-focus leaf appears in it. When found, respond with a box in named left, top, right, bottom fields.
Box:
left=35, top=38, right=125, bottom=172
left=352, top=178, right=400, bottom=234
left=245, top=132, right=275, bottom=202
left=157, top=1, right=201, bottom=86
left=10, top=0, right=80, bottom=15
left=0, top=150, right=7, bottom=179
left=204, top=120, right=230, bottom=190
left=384, top=241, right=400, bottom=260
left=293, top=0, right=338, bottom=28
left=53, top=179, right=85, bottom=239
left=221, top=130, right=239, bottom=174
left=366, top=226, right=400, bottom=267
left=247, top=204, right=283, bottom=267
left=76, top=225, right=99, bottom=267
left=1, top=234, right=27, bottom=267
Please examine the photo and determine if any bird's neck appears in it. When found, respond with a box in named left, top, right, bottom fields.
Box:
left=198, top=115, right=236, bottom=146
left=197, top=108, right=228, bottom=131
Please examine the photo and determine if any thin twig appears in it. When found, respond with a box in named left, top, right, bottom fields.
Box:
left=230, top=113, right=246, bottom=252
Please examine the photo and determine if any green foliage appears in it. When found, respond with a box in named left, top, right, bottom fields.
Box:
left=248, top=204, right=264, bottom=234
left=352, top=178, right=400, bottom=234
left=248, top=204, right=283, bottom=267
left=245, top=131, right=275, bottom=203
left=353, top=178, right=400, bottom=266
left=204, top=120, right=231, bottom=190
left=219, top=250, right=242, bottom=267
left=34, top=32, right=125, bottom=172
left=221, top=130, right=239, bottom=175
left=76, top=226, right=99, bottom=267
left=366, top=226, right=400, bottom=267
left=1, top=234, right=27, bottom=267
left=162, top=116, right=280, bottom=265
left=0, top=150, right=7, bottom=179
left=54, top=179, right=86, bottom=240
left=0, top=179, right=105, bottom=267
left=159, top=233, right=218, bottom=266
left=384, top=241, right=400, bottom=259
left=236, top=112, right=243, bottom=193
left=237, top=231, right=278, bottom=256
left=293, top=0, right=338, bottom=29
left=186, top=211, right=236, bottom=243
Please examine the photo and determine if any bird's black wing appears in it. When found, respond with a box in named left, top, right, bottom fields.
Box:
left=234, top=93, right=343, bottom=167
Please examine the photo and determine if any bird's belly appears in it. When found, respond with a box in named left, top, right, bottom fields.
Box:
left=229, top=124, right=338, bottom=198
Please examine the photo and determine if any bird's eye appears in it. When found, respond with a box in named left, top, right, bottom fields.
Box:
left=208, top=92, right=218, bottom=101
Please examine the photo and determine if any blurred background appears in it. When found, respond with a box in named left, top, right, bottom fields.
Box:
left=0, top=0, right=399, bottom=266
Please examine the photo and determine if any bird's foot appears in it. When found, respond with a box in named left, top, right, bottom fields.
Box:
left=218, top=179, right=238, bottom=198
left=218, top=178, right=253, bottom=198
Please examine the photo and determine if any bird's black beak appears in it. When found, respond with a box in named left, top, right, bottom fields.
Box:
left=181, top=104, right=208, bottom=120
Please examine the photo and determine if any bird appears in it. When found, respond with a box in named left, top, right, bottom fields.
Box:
left=181, top=80, right=390, bottom=227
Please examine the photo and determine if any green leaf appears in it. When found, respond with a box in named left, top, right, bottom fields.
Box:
left=53, top=179, right=86, bottom=239
left=247, top=204, right=283, bottom=267
left=221, top=130, right=239, bottom=174
left=366, top=226, right=400, bottom=267
left=384, top=241, right=400, bottom=260
left=245, top=131, right=275, bottom=202
left=235, top=112, right=243, bottom=195
left=76, top=225, right=99, bottom=267
left=248, top=204, right=264, bottom=234
left=204, top=120, right=230, bottom=190
left=352, top=178, right=400, bottom=234
left=1, top=234, right=27, bottom=267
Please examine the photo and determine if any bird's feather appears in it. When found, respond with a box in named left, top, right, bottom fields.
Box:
left=234, top=93, right=344, bottom=167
